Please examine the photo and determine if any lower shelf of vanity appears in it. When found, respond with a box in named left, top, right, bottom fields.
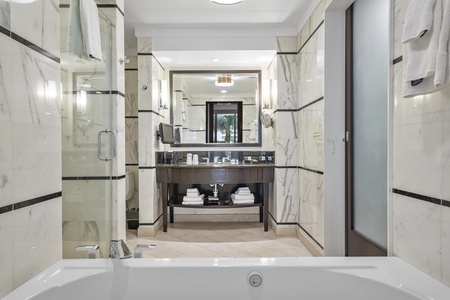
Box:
left=168, top=195, right=263, bottom=223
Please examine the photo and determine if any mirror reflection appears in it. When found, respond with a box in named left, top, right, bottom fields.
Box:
left=170, top=71, right=261, bottom=146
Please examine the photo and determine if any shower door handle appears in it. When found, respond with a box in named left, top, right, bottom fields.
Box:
left=98, top=129, right=117, bottom=162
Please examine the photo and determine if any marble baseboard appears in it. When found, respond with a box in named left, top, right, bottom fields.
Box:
left=138, top=219, right=162, bottom=238
left=297, top=225, right=324, bottom=257
left=269, top=218, right=297, bottom=237
left=169, top=214, right=260, bottom=224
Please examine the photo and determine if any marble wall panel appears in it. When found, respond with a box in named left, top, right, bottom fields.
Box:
left=441, top=88, right=450, bottom=201
left=393, top=63, right=443, bottom=198
left=275, top=111, right=298, bottom=166
left=138, top=55, right=153, bottom=110
left=299, top=170, right=324, bottom=247
left=298, top=25, right=324, bottom=107
left=277, top=36, right=297, bottom=53
left=0, top=1, right=10, bottom=30
left=125, top=69, right=138, bottom=116
left=13, top=198, right=62, bottom=290
left=298, top=101, right=324, bottom=171
left=392, top=194, right=442, bottom=281
left=0, top=121, right=13, bottom=206
left=277, top=54, right=299, bottom=110
left=10, top=0, right=59, bottom=56
left=275, top=168, right=299, bottom=223
left=138, top=168, right=160, bottom=224
left=126, top=118, right=139, bottom=164
left=125, top=165, right=139, bottom=209
left=0, top=210, right=14, bottom=299
left=442, top=206, right=450, bottom=286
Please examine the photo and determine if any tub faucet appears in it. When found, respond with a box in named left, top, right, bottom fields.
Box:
left=110, top=239, right=132, bottom=259
left=133, top=244, right=156, bottom=258
left=76, top=245, right=99, bottom=259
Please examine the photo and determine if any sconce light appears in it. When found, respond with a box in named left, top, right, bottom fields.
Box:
left=76, top=90, right=87, bottom=115
left=159, top=80, right=168, bottom=110
left=215, top=75, right=234, bottom=87
left=262, top=79, right=272, bottom=109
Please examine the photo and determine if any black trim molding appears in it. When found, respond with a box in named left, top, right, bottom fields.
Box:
left=298, top=224, right=324, bottom=249
left=393, top=56, right=403, bottom=65
left=0, top=192, right=62, bottom=215
left=393, top=188, right=446, bottom=206
left=62, top=175, right=126, bottom=181
left=298, top=166, right=324, bottom=175
left=138, top=110, right=165, bottom=118
left=139, top=166, right=156, bottom=170
left=139, top=214, right=162, bottom=226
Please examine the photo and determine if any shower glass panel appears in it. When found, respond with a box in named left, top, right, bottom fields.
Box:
left=60, top=3, right=114, bottom=258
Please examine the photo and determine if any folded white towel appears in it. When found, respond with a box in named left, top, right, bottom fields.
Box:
left=80, top=0, right=103, bottom=61
left=236, top=190, right=251, bottom=194
left=434, top=0, right=450, bottom=88
left=67, top=0, right=88, bottom=60
left=233, top=199, right=255, bottom=205
left=186, top=192, right=200, bottom=197
left=187, top=188, right=199, bottom=193
left=231, top=193, right=254, bottom=201
left=403, top=0, right=443, bottom=97
left=183, top=194, right=205, bottom=202
left=402, top=0, right=436, bottom=43
left=182, top=201, right=204, bottom=205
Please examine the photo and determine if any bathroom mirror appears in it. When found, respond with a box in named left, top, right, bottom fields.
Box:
left=170, top=70, right=262, bottom=147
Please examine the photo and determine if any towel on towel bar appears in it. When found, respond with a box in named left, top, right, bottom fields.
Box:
left=402, top=0, right=436, bottom=43
left=80, top=0, right=103, bottom=61
left=67, top=0, right=88, bottom=60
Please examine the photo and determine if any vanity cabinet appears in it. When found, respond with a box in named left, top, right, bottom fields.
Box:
left=156, top=164, right=274, bottom=232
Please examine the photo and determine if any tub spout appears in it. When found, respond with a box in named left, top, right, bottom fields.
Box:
left=133, top=244, right=156, bottom=258
left=110, top=239, right=132, bottom=259
left=76, top=245, right=99, bottom=259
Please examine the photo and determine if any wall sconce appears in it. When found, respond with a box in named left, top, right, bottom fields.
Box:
left=262, top=79, right=272, bottom=109
left=159, top=79, right=168, bottom=110
left=76, top=90, right=87, bottom=115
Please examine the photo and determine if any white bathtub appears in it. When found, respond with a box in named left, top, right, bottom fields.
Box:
left=3, top=257, right=449, bottom=300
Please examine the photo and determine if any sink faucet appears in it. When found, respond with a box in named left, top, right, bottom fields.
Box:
left=134, top=244, right=156, bottom=258
left=110, top=239, right=132, bottom=259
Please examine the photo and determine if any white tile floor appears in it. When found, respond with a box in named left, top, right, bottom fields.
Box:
left=126, top=223, right=313, bottom=258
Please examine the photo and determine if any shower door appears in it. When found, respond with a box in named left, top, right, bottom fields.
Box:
left=60, top=4, right=115, bottom=258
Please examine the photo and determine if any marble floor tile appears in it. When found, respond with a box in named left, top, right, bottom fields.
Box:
left=126, top=222, right=313, bottom=258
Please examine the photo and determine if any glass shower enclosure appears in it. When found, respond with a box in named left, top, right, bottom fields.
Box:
left=60, top=2, right=115, bottom=258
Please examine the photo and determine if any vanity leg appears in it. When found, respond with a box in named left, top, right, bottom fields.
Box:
left=263, top=183, right=269, bottom=232
left=170, top=205, right=174, bottom=223
left=162, top=183, right=168, bottom=232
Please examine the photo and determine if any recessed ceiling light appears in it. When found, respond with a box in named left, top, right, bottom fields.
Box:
left=211, top=58, right=219, bottom=62
left=211, top=0, right=243, bottom=5
left=220, top=90, right=227, bottom=93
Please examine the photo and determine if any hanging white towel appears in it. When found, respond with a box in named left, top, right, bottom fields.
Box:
left=434, top=0, right=450, bottom=88
left=67, top=0, right=88, bottom=60
left=402, top=0, right=437, bottom=43
left=80, top=0, right=103, bottom=61
left=402, top=0, right=443, bottom=97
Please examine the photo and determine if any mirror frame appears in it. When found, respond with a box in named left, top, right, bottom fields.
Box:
left=169, top=70, right=262, bottom=147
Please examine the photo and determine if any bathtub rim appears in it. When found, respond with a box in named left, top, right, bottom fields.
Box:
left=3, top=257, right=449, bottom=300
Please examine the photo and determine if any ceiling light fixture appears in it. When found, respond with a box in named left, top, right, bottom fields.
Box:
left=215, top=75, right=234, bottom=87
left=211, top=0, right=243, bottom=5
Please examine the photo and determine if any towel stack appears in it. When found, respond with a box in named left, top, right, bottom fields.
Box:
left=402, top=0, right=450, bottom=97
left=231, top=187, right=255, bottom=204
left=182, top=188, right=204, bottom=205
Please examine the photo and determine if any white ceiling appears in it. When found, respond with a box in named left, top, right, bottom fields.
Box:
left=124, top=0, right=319, bottom=68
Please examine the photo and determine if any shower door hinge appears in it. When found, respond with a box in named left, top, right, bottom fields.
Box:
left=345, top=131, right=349, bottom=142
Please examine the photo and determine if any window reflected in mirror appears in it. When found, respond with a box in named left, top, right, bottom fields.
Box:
left=206, top=101, right=243, bottom=143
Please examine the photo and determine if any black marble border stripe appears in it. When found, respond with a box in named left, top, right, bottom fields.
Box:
left=0, top=25, right=10, bottom=37
left=97, top=4, right=124, bottom=17
left=298, top=20, right=324, bottom=54
left=275, top=166, right=297, bottom=169
left=125, top=68, right=138, bottom=71
left=138, top=110, right=165, bottom=118
left=139, top=166, right=156, bottom=170
left=60, top=4, right=124, bottom=17
left=125, top=116, right=138, bottom=119
left=277, top=52, right=297, bottom=55
left=137, top=53, right=152, bottom=56
left=393, top=188, right=442, bottom=205
left=68, top=90, right=125, bottom=97
left=443, top=200, right=450, bottom=208
left=126, top=163, right=139, bottom=166
left=0, top=192, right=62, bottom=215
left=139, top=214, right=163, bottom=226
left=393, top=56, right=403, bottom=65
left=298, top=166, right=324, bottom=175
left=298, top=96, right=324, bottom=112
left=275, top=108, right=298, bottom=113
left=62, top=175, right=126, bottom=181
left=2, top=30, right=60, bottom=63
left=298, top=224, right=324, bottom=249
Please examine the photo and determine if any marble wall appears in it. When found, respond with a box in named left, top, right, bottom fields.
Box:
left=0, top=0, right=62, bottom=297
left=137, top=38, right=166, bottom=236
left=392, top=0, right=450, bottom=287
left=125, top=56, right=139, bottom=209
left=271, top=0, right=327, bottom=251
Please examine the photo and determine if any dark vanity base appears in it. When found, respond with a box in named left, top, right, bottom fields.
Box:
left=156, top=163, right=274, bottom=232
